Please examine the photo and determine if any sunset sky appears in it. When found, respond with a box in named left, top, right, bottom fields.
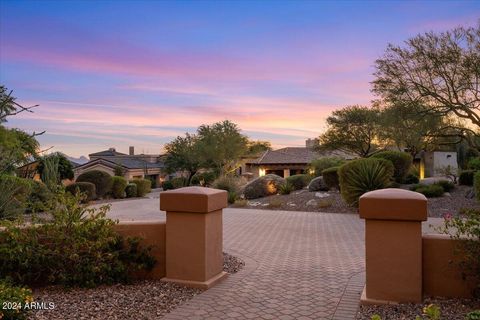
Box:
left=0, top=1, right=478, bottom=157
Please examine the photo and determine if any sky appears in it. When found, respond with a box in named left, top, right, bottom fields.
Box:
left=0, top=1, right=479, bottom=157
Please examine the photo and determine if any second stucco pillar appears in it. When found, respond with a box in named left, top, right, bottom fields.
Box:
left=359, top=188, right=427, bottom=304
left=160, top=186, right=228, bottom=289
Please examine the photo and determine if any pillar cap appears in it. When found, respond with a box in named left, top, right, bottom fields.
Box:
left=160, top=186, right=228, bottom=213
left=359, top=188, right=427, bottom=221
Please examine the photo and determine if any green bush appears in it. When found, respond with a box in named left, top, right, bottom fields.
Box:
left=0, top=192, right=155, bottom=288
left=0, top=175, right=34, bottom=219
left=65, top=182, right=96, bottom=202
left=309, top=157, right=345, bottom=177
left=468, top=158, right=480, bottom=171
left=459, top=170, right=476, bottom=186
left=475, top=171, right=480, bottom=201
left=125, top=183, right=137, bottom=198
left=212, top=176, right=239, bottom=194
left=436, top=180, right=455, bottom=192
left=466, top=310, right=480, bottom=320
left=338, top=158, right=394, bottom=207
left=0, top=280, right=33, bottom=320
left=404, top=173, right=419, bottom=184
left=130, top=179, right=151, bottom=197
left=227, top=191, right=237, bottom=204
left=279, top=182, right=294, bottom=195
left=170, top=177, right=188, bottom=189
left=322, top=166, right=340, bottom=190
left=243, top=174, right=286, bottom=199
left=162, top=180, right=174, bottom=191
left=76, top=170, right=112, bottom=198
left=27, top=180, right=53, bottom=212
left=410, top=184, right=444, bottom=197
left=286, top=174, right=312, bottom=190
left=371, top=151, right=412, bottom=183
left=111, top=176, right=127, bottom=199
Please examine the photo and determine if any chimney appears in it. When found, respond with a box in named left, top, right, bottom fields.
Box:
left=129, top=146, right=135, bottom=156
left=109, top=147, right=116, bottom=152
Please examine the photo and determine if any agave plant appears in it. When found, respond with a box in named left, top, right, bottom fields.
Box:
left=338, top=158, right=394, bottom=207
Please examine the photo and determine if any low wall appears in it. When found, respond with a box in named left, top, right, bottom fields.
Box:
left=423, top=234, right=477, bottom=298
left=114, top=221, right=166, bottom=279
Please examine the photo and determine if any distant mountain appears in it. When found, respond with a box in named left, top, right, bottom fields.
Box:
left=66, top=155, right=89, bottom=166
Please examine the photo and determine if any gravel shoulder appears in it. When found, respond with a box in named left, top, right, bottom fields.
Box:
left=230, top=185, right=479, bottom=217
left=30, top=253, right=244, bottom=320
left=357, top=297, right=480, bottom=320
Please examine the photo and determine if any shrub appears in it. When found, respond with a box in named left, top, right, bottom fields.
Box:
left=212, top=176, right=239, bottom=194
left=243, top=174, right=286, bottom=199
left=125, top=183, right=137, bottom=198
left=227, top=191, right=237, bottom=204
left=338, top=158, right=394, bottom=206
left=286, top=174, right=312, bottom=190
left=466, top=310, right=480, bottom=320
left=27, top=180, right=53, bottom=212
left=0, top=280, right=33, bottom=320
left=309, top=157, right=345, bottom=177
left=66, top=182, right=96, bottom=202
left=307, top=176, right=329, bottom=192
left=170, top=177, right=188, bottom=189
left=468, top=157, right=480, bottom=171
left=322, top=166, right=340, bottom=190
left=162, top=180, right=174, bottom=191
left=410, top=184, right=444, bottom=197
left=459, top=170, right=476, bottom=186
left=233, top=199, right=248, bottom=207
left=0, top=192, right=155, bottom=288
left=279, top=182, right=294, bottom=195
left=130, top=179, right=151, bottom=197
left=111, top=176, right=127, bottom=199
left=318, top=198, right=333, bottom=209
left=404, top=173, right=419, bottom=184
left=371, top=151, right=412, bottom=183
left=436, top=180, right=455, bottom=192
left=0, top=175, right=34, bottom=219
left=437, top=208, right=480, bottom=297
left=76, top=170, right=112, bottom=198
left=475, top=171, right=480, bottom=201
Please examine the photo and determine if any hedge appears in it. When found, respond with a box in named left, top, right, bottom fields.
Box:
left=111, top=176, right=128, bottom=199
left=76, top=170, right=112, bottom=198
left=285, top=174, right=312, bottom=190
left=66, top=182, right=96, bottom=202
left=371, top=151, right=412, bottom=183
left=130, top=179, right=151, bottom=197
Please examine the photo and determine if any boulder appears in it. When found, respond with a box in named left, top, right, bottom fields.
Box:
left=308, top=176, right=329, bottom=192
left=306, top=199, right=318, bottom=206
left=243, top=174, right=286, bottom=199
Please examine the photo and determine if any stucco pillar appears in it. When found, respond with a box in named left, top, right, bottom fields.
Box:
left=160, top=186, right=228, bottom=289
left=283, top=169, right=290, bottom=178
left=359, top=188, right=427, bottom=304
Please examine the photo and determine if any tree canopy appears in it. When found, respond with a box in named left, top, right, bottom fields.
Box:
left=37, top=153, right=74, bottom=181
left=318, top=105, right=381, bottom=157
left=372, top=24, right=480, bottom=150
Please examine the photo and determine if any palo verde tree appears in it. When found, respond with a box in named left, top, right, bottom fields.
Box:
left=372, top=23, right=480, bottom=150
left=318, top=105, right=382, bottom=157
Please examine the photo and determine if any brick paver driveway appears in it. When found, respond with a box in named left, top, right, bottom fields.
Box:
left=164, top=208, right=366, bottom=320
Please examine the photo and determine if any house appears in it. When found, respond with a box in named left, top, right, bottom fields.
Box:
left=73, top=147, right=166, bottom=187
left=245, top=139, right=354, bottom=178
left=17, top=158, right=80, bottom=185
left=419, top=151, right=458, bottom=179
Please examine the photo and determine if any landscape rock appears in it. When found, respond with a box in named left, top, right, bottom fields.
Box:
left=243, top=174, right=286, bottom=199
left=308, top=176, right=329, bottom=192
left=315, top=192, right=330, bottom=198
left=306, top=199, right=317, bottom=206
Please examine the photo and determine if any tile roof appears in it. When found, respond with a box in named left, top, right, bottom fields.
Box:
left=89, top=149, right=127, bottom=157
left=75, top=157, right=164, bottom=170
left=249, top=147, right=319, bottom=165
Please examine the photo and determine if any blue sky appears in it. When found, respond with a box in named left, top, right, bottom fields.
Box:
left=1, top=0, right=478, bottom=157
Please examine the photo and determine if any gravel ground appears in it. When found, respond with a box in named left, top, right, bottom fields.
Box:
left=357, top=297, right=480, bottom=320
left=30, top=252, right=244, bottom=320
left=230, top=185, right=480, bottom=217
